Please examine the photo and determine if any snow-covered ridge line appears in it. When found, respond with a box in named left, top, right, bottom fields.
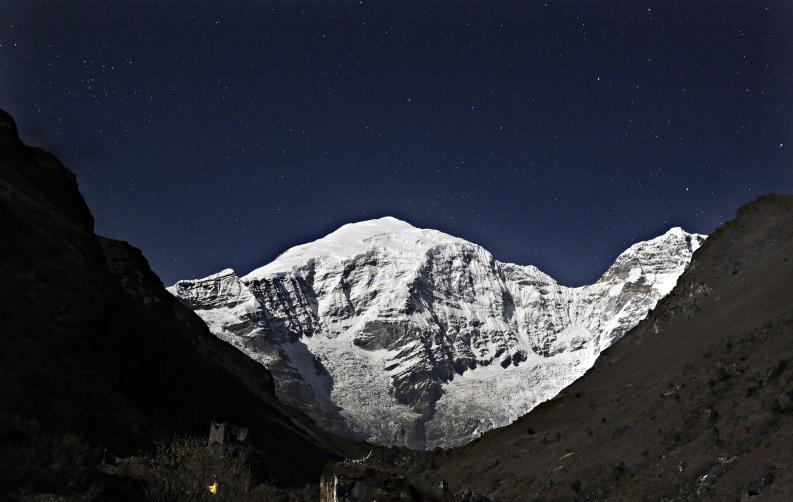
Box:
left=169, top=217, right=706, bottom=449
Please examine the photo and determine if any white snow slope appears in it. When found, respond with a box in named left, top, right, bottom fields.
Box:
left=168, top=217, right=706, bottom=449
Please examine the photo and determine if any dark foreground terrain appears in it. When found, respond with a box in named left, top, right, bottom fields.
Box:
left=0, top=109, right=367, bottom=500
left=392, top=193, right=793, bottom=500
left=2, top=107, right=792, bottom=501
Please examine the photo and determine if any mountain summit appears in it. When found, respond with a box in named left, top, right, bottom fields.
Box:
left=244, top=216, right=461, bottom=279
left=170, top=219, right=705, bottom=449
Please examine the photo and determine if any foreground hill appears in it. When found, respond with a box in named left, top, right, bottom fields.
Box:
left=397, top=193, right=793, bottom=500
left=170, top=215, right=703, bottom=449
left=0, top=109, right=363, bottom=499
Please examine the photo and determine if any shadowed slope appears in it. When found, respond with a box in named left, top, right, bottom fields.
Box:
left=400, top=193, right=793, bottom=500
left=0, top=109, right=363, bottom=498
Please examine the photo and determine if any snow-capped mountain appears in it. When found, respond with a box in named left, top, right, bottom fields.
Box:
left=168, top=217, right=705, bottom=449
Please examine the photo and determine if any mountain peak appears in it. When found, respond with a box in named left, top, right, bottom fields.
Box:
left=243, top=216, right=461, bottom=280
left=618, top=226, right=706, bottom=255
left=665, top=226, right=688, bottom=236
left=661, top=226, right=708, bottom=240
left=328, top=215, right=416, bottom=238
left=174, top=218, right=707, bottom=448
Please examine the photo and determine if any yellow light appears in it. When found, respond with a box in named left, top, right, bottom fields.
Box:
left=208, top=481, right=218, bottom=495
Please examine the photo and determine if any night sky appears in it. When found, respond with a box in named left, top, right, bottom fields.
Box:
left=2, top=1, right=791, bottom=286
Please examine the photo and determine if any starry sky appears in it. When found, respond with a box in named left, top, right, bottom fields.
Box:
left=2, top=1, right=792, bottom=286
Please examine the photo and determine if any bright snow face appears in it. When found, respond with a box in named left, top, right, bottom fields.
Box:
left=168, top=217, right=706, bottom=449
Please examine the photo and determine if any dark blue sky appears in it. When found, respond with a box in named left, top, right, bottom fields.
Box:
left=2, top=0, right=791, bottom=286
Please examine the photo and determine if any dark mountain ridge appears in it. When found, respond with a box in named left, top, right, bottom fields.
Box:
left=396, top=193, right=793, bottom=500
left=0, top=109, right=364, bottom=499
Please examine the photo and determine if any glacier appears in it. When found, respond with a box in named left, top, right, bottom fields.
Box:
left=168, top=217, right=705, bottom=449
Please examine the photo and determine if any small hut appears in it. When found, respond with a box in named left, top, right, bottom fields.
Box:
left=208, top=421, right=250, bottom=450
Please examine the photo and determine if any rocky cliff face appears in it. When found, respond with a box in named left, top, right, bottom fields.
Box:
left=170, top=217, right=705, bottom=449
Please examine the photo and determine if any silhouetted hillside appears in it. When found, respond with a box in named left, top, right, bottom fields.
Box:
left=0, top=109, right=363, bottom=500
left=399, top=193, right=793, bottom=500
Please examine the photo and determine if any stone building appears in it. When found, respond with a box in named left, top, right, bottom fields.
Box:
left=208, top=421, right=249, bottom=449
